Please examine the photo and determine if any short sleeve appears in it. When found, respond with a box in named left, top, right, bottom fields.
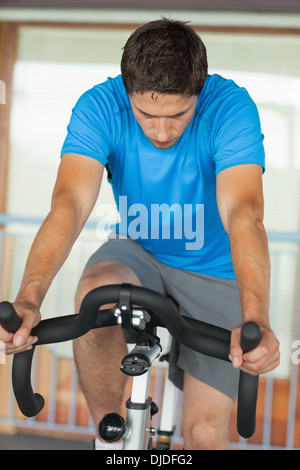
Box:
left=60, top=87, right=114, bottom=166
left=212, top=91, right=265, bottom=175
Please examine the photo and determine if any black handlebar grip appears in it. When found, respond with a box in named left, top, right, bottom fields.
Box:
left=237, top=322, right=261, bottom=439
left=0, top=301, right=44, bottom=417
left=0, top=301, right=22, bottom=333
left=12, top=348, right=45, bottom=417
left=240, top=321, right=261, bottom=353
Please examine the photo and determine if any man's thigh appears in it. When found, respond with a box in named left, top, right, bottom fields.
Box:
left=75, top=260, right=141, bottom=308
left=81, top=237, right=166, bottom=295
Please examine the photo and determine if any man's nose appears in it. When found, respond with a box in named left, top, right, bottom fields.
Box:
left=154, top=118, right=172, bottom=142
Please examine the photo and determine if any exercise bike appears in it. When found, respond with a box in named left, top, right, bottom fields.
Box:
left=0, top=284, right=261, bottom=450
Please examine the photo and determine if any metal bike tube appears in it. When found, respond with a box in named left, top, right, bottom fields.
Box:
left=123, top=371, right=153, bottom=450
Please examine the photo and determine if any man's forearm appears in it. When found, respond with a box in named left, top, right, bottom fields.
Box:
left=15, top=197, right=83, bottom=309
left=229, top=216, right=271, bottom=327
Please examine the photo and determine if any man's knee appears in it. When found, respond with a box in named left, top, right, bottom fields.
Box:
left=183, top=420, right=230, bottom=450
left=75, top=260, right=141, bottom=311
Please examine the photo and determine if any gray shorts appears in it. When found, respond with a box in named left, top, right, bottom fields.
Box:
left=83, top=236, right=242, bottom=401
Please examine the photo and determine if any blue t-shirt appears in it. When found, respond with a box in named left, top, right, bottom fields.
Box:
left=61, top=74, right=265, bottom=279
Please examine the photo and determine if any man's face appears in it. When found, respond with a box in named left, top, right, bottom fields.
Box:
left=129, top=91, right=198, bottom=150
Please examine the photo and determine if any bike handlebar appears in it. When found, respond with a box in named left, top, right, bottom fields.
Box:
left=0, top=284, right=261, bottom=439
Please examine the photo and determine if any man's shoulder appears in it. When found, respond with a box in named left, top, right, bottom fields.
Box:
left=198, top=73, right=256, bottom=129
left=201, top=74, right=253, bottom=110
left=80, top=74, right=130, bottom=115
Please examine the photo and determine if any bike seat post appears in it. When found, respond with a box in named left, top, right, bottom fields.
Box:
left=120, top=300, right=161, bottom=450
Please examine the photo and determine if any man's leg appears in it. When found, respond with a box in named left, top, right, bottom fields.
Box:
left=181, top=372, right=234, bottom=450
left=73, top=260, right=141, bottom=435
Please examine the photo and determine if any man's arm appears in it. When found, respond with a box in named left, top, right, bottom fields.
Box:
left=1, top=153, right=104, bottom=354
left=217, top=163, right=280, bottom=376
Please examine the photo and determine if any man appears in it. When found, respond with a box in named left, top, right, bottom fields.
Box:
left=0, top=19, right=280, bottom=449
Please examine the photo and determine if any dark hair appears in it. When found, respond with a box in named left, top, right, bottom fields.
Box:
left=121, top=18, right=208, bottom=97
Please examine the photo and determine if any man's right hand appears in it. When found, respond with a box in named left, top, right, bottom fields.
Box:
left=0, top=301, right=40, bottom=355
